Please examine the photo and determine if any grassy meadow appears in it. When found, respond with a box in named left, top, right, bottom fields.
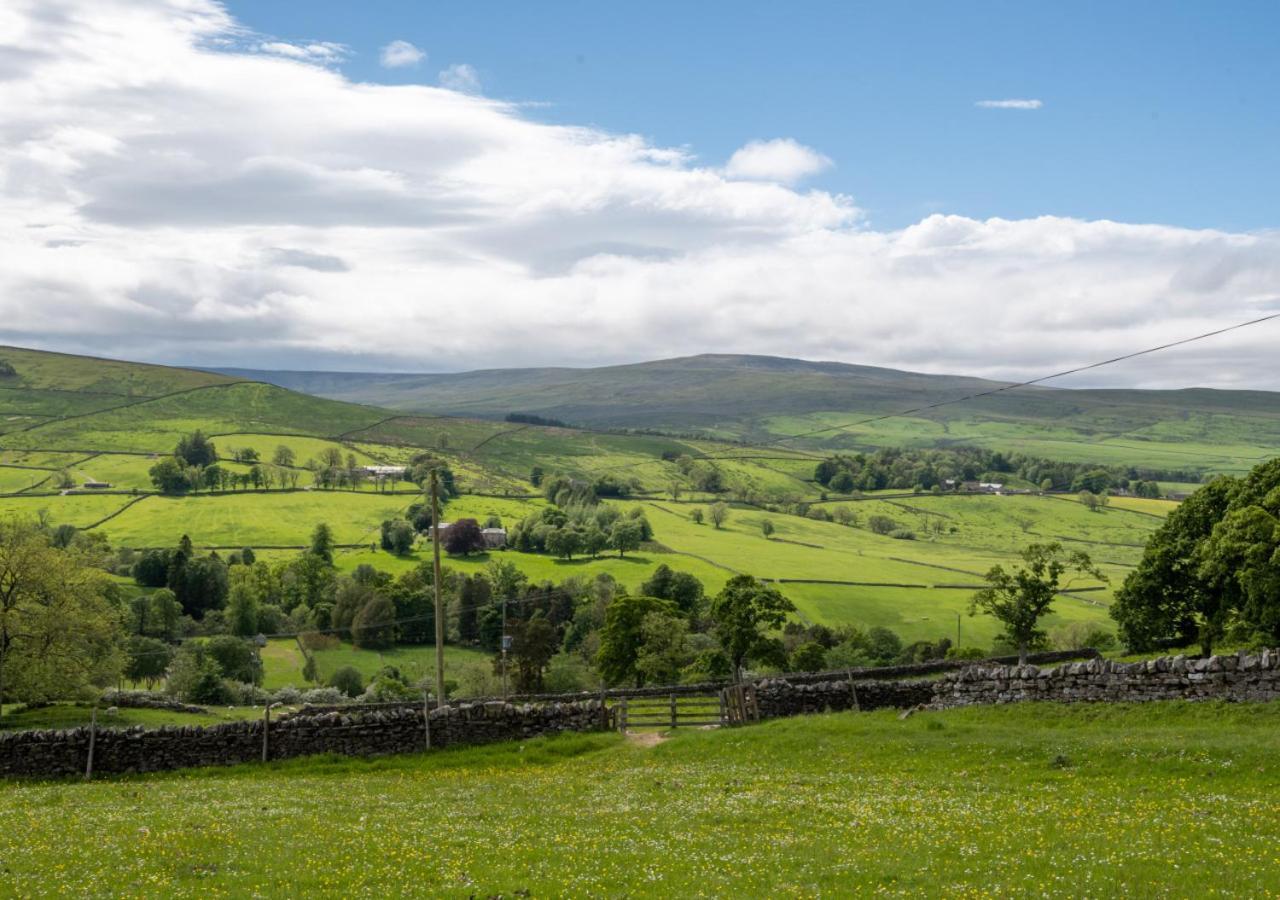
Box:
left=3, top=702, right=1278, bottom=896
left=260, top=639, right=492, bottom=690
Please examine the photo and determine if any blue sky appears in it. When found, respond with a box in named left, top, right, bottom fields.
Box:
left=227, top=0, right=1280, bottom=231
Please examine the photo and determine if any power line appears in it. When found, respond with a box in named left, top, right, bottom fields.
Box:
left=772, top=312, right=1280, bottom=445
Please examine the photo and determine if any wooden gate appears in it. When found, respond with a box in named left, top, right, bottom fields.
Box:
left=720, top=683, right=760, bottom=726
left=615, top=692, right=724, bottom=731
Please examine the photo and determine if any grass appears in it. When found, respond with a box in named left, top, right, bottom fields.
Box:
left=0, top=703, right=264, bottom=732
left=261, top=639, right=493, bottom=689
left=94, top=491, right=415, bottom=548
left=2, top=702, right=1278, bottom=895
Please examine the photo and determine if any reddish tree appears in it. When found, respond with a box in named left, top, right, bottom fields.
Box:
left=442, top=518, right=486, bottom=556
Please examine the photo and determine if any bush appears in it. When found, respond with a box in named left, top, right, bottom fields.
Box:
left=271, top=686, right=303, bottom=705
left=205, top=635, right=262, bottom=685
left=328, top=665, right=364, bottom=698
left=300, top=687, right=347, bottom=705
left=946, top=646, right=987, bottom=661
left=789, top=641, right=828, bottom=672
left=224, top=681, right=269, bottom=705
left=189, top=671, right=234, bottom=705
left=868, top=515, right=898, bottom=535
left=888, top=528, right=916, bottom=541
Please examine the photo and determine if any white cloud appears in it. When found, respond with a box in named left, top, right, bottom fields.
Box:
left=380, top=40, right=424, bottom=69
left=976, top=99, right=1043, bottom=110
left=256, top=41, right=347, bottom=64
left=725, top=138, right=832, bottom=184
left=0, top=0, right=1277, bottom=389
left=438, top=63, right=480, bottom=94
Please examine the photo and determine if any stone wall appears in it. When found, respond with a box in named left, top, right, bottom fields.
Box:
left=932, top=650, right=1280, bottom=707
left=754, top=677, right=935, bottom=718
left=0, top=700, right=609, bottom=780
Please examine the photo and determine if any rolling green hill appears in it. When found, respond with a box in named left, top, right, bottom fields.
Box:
left=0, top=343, right=1226, bottom=650
left=218, top=353, right=1280, bottom=476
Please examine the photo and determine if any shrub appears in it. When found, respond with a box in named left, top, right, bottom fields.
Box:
left=300, top=687, right=346, bottom=705
left=888, top=528, right=916, bottom=541
left=328, top=665, right=364, bottom=698
left=946, top=646, right=988, bottom=660
left=789, top=641, right=828, bottom=672
left=224, top=681, right=269, bottom=705
left=271, top=686, right=303, bottom=705
left=868, top=515, right=897, bottom=535
left=189, top=671, right=234, bottom=705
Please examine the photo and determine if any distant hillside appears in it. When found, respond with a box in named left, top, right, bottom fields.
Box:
left=216, top=354, right=1280, bottom=473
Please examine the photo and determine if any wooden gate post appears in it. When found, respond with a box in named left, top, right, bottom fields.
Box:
left=669, top=693, right=677, bottom=729
left=618, top=696, right=628, bottom=732
left=84, top=704, right=97, bottom=781
left=423, top=689, right=432, bottom=750
left=846, top=668, right=861, bottom=711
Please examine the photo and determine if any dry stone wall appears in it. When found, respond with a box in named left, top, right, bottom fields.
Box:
left=933, top=650, right=1280, bottom=707
left=754, top=677, right=935, bottom=718
left=0, top=700, right=608, bottom=780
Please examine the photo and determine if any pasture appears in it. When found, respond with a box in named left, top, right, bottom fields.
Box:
left=2, top=702, right=1277, bottom=896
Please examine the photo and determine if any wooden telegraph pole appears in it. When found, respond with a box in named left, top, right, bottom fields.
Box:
left=430, top=469, right=446, bottom=710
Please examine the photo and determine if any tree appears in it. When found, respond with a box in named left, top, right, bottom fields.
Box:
left=454, top=575, right=490, bottom=644
left=529, top=466, right=544, bottom=487
left=509, top=611, right=558, bottom=692
left=226, top=579, right=259, bottom=637
left=329, top=665, right=364, bottom=698
left=868, top=514, right=897, bottom=535
left=634, top=611, right=692, bottom=685
left=709, top=575, right=795, bottom=680
left=146, top=588, right=182, bottom=640
left=971, top=543, right=1106, bottom=664
left=149, top=457, right=189, bottom=494
left=175, top=430, right=217, bottom=468
left=0, top=518, right=123, bottom=707
left=443, top=518, right=486, bottom=556
left=273, top=445, right=296, bottom=467
left=1111, top=477, right=1238, bottom=654
left=597, top=593, right=677, bottom=686
left=380, top=519, right=416, bottom=556
left=789, top=641, right=827, bottom=673
left=545, top=527, right=581, bottom=560
left=690, top=508, right=704, bottom=525
left=205, top=634, right=262, bottom=684
left=609, top=519, right=644, bottom=557
left=124, top=636, right=172, bottom=688
left=1078, top=490, right=1101, bottom=512
left=352, top=595, right=398, bottom=650
left=760, top=519, right=775, bottom=539
left=310, top=523, right=335, bottom=564
left=708, top=502, right=729, bottom=529
left=639, top=564, right=705, bottom=619
left=173, top=555, right=229, bottom=619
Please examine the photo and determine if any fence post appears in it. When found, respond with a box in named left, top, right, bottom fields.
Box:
left=718, top=690, right=727, bottom=726
left=846, top=668, right=861, bottom=711
left=84, top=704, right=97, bottom=781
left=262, top=702, right=280, bottom=763
left=423, top=689, right=432, bottom=750
left=619, top=696, right=628, bottom=733
left=670, top=693, right=677, bottom=729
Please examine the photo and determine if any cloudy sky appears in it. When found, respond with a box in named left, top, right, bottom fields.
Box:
left=2, top=0, right=1278, bottom=387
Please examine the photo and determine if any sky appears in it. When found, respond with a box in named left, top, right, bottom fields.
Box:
left=1, top=0, right=1278, bottom=388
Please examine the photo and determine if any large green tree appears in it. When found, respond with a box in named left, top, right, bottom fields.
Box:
left=709, top=575, right=795, bottom=680
left=596, top=593, right=677, bottom=686
left=1111, top=477, right=1239, bottom=654
left=972, top=542, right=1105, bottom=664
left=0, top=518, right=123, bottom=707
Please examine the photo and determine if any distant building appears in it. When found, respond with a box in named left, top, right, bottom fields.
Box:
left=361, top=465, right=407, bottom=478
left=427, top=522, right=452, bottom=539
left=82, top=480, right=112, bottom=489
left=481, top=527, right=507, bottom=549
left=979, top=482, right=1004, bottom=494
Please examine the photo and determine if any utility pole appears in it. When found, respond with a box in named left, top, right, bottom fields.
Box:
left=430, top=469, right=446, bottom=709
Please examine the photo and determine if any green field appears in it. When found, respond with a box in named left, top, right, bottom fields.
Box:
left=261, top=639, right=492, bottom=690
left=0, top=703, right=264, bottom=732
left=3, top=702, right=1278, bottom=896
left=98, top=491, right=415, bottom=548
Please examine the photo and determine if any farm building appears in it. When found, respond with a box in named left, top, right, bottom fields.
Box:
left=481, top=527, right=507, bottom=549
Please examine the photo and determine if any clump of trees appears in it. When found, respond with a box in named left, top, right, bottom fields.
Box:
left=814, top=447, right=1199, bottom=494
left=1112, top=458, right=1280, bottom=655
left=508, top=503, right=651, bottom=560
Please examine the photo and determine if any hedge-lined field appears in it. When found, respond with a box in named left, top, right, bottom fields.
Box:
left=3, top=702, right=1277, bottom=896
